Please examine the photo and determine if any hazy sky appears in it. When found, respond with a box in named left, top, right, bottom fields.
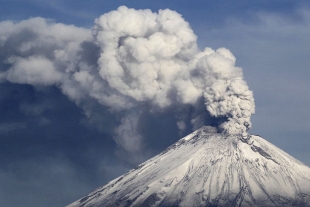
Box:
left=0, top=1, right=310, bottom=207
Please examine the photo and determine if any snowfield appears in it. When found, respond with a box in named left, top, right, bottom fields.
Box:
left=67, top=126, right=310, bottom=207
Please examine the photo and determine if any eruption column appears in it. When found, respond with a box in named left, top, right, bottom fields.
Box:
left=0, top=6, right=255, bottom=159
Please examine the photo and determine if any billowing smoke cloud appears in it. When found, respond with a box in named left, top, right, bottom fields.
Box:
left=0, top=6, right=254, bottom=159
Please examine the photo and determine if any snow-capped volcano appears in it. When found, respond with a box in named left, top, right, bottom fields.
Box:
left=67, top=126, right=310, bottom=207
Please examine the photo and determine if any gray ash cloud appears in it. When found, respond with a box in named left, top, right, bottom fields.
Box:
left=0, top=6, right=255, bottom=161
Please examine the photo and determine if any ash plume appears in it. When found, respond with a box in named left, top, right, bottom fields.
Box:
left=0, top=6, right=255, bottom=160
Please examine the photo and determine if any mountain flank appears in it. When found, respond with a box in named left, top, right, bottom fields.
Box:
left=67, top=126, right=310, bottom=207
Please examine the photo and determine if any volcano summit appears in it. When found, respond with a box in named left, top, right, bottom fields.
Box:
left=67, top=126, right=310, bottom=207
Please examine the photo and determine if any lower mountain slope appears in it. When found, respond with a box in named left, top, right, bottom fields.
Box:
left=67, top=126, right=310, bottom=207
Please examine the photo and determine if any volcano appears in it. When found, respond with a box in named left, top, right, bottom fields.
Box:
left=67, top=126, right=310, bottom=207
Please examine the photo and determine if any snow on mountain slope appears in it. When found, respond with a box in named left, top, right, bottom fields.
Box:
left=67, top=126, right=310, bottom=207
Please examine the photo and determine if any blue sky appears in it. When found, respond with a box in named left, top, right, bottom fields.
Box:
left=0, top=1, right=310, bottom=206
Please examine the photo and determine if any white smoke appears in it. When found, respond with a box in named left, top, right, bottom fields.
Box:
left=0, top=6, right=255, bottom=158
left=92, top=6, right=199, bottom=109
left=114, top=112, right=143, bottom=153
